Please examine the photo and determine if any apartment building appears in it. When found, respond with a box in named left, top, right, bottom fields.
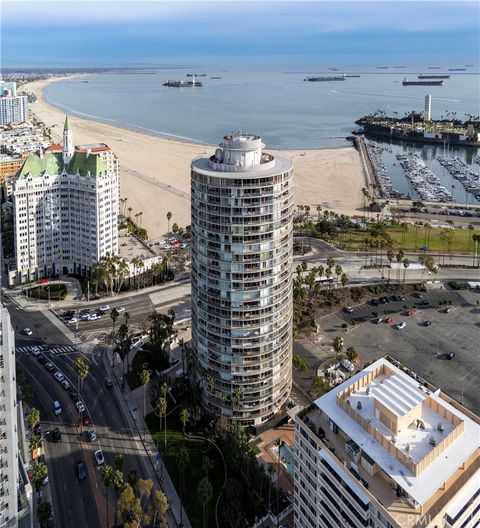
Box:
left=0, top=96, right=27, bottom=126
left=10, top=115, right=118, bottom=284
left=191, top=132, right=294, bottom=426
left=0, top=307, right=33, bottom=528
left=293, top=357, right=480, bottom=528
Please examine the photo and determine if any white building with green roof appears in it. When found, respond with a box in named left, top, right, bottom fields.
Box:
left=9, top=115, right=119, bottom=285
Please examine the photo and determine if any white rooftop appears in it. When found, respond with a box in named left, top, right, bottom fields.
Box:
left=315, top=358, right=480, bottom=505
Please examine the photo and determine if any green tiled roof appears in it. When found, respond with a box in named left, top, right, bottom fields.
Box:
left=16, top=151, right=108, bottom=179
left=68, top=152, right=107, bottom=177
left=17, top=153, right=64, bottom=179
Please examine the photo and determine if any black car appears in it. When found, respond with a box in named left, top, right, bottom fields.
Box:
left=52, top=428, right=61, bottom=443
left=371, top=299, right=379, bottom=306
left=105, top=377, right=113, bottom=388
left=69, top=391, right=79, bottom=402
left=423, top=320, right=432, bottom=327
left=413, top=292, right=423, bottom=298
left=37, top=355, right=47, bottom=365
left=419, top=300, right=429, bottom=306
left=388, top=296, right=397, bottom=302
left=76, top=461, right=87, bottom=480
left=380, top=297, right=389, bottom=304
left=33, top=424, right=42, bottom=436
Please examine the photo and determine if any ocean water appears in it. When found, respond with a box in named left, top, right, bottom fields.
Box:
left=43, top=67, right=480, bottom=149
left=43, top=67, right=480, bottom=203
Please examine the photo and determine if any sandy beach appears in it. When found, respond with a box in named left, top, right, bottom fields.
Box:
left=25, top=76, right=367, bottom=239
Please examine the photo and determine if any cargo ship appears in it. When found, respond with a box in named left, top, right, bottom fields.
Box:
left=345, top=74, right=360, bottom=78
left=402, top=78, right=443, bottom=86
left=418, top=74, right=450, bottom=79
left=186, top=73, right=207, bottom=77
left=163, top=79, right=202, bottom=87
left=448, top=68, right=466, bottom=71
left=428, top=66, right=441, bottom=69
left=376, top=66, right=389, bottom=69
left=304, top=76, right=345, bottom=82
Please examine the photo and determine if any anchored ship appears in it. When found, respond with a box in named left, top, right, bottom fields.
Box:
left=304, top=76, right=345, bottom=82
left=402, top=78, right=443, bottom=86
left=163, top=79, right=202, bottom=87
left=418, top=74, right=450, bottom=79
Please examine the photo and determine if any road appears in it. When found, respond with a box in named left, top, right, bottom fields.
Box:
left=8, top=303, right=169, bottom=528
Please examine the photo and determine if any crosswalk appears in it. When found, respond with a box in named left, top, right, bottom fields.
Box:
left=16, top=345, right=77, bottom=356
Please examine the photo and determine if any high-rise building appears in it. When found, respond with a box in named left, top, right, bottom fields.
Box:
left=293, top=357, right=480, bottom=528
left=0, top=306, right=33, bottom=528
left=0, top=95, right=28, bottom=126
left=0, top=77, right=17, bottom=97
left=10, top=115, right=119, bottom=284
left=190, top=132, right=294, bottom=426
left=424, top=94, right=432, bottom=122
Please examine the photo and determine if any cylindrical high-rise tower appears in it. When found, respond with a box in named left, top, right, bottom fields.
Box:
left=191, top=133, right=294, bottom=426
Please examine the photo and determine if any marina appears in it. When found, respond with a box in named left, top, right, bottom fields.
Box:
left=396, top=153, right=453, bottom=202
left=365, top=142, right=403, bottom=199
left=437, top=156, right=480, bottom=201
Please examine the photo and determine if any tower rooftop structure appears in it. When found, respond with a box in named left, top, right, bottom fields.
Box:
left=190, top=132, right=294, bottom=426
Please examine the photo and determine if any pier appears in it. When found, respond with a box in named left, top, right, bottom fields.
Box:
left=437, top=156, right=480, bottom=202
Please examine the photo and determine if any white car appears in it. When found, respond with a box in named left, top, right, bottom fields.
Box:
left=67, top=318, right=77, bottom=324
left=99, top=305, right=110, bottom=312
left=397, top=321, right=407, bottom=329
left=31, top=346, right=41, bottom=356
left=341, top=359, right=355, bottom=372
left=89, top=314, right=100, bottom=321
left=54, top=372, right=65, bottom=383
left=23, top=328, right=33, bottom=336
left=61, top=380, right=71, bottom=391
left=76, top=401, right=85, bottom=413
left=116, top=306, right=125, bottom=312
left=344, top=306, right=354, bottom=313
left=94, top=449, right=104, bottom=466
left=80, top=313, right=91, bottom=321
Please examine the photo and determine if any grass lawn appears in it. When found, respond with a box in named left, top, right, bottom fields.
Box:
left=25, top=283, right=67, bottom=300
left=341, top=224, right=477, bottom=254
left=145, top=409, right=224, bottom=528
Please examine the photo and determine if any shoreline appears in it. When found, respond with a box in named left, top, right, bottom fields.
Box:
left=25, top=75, right=367, bottom=239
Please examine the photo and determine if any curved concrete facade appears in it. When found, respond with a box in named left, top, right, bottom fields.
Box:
left=191, top=133, right=294, bottom=426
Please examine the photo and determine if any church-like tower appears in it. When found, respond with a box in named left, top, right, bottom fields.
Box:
left=62, top=114, right=74, bottom=164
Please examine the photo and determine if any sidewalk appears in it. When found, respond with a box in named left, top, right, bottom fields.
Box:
left=104, top=344, right=191, bottom=528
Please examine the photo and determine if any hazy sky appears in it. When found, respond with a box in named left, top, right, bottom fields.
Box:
left=1, top=1, right=479, bottom=67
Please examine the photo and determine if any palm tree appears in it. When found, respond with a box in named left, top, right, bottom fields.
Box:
left=110, top=307, right=119, bottom=342
left=32, top=462, right=48, bottom=495
left=101, top=465, right=114, bottom=528
left=154, top=397, right=167, bottom=450
left=127, top=206, right=132, bottom=219
left=37, top=499, right=52, bottom=528
left=180, top=407, right=190, bottom=445
left=27, top=407, right=40, bottom=431
left=472, top=233, right=480, bottom=267
left=139, top=369, right=151, bottom=440
left=166, top=211, right=172, bottom=234
left=176, top=447, right=189, bottom=526
left=111, top=469, right=124, bottom=527
left=197, top=477, right=213, bottom=528
left=402, top=258, right=410, bottom=292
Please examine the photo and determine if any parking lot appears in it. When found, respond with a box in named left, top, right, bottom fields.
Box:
left=294, top=288, right=480, bottom=413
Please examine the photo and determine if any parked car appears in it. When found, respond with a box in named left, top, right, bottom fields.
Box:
left=67, top=318, right=77, bottom=325
left=397, top=321, right=407, bottom=329
left=89, top=314, right=100, bottom=321
left=371, top=299, right=379, bottom=306
left=23, top=328, right=32, bottom=336
left=405, top=310, right=413, bottom=317
left=341, top=359, right=355, bottom=372
left=447, top=352, right=456, bottom=360
left=61, top=380, right=71, bottom=391
left=445, top=307, right=453, bottom=313
left=38, top=355, right=47, bottom=365
left=54, top=372, right=65, bottom=383
left=419, top=300, right=429, bottom=306
left=413, top=292, right=423, bottom=298
left=69, top=390, right=79, bottom=402
left=82, top=415, right=91, bottom=426
left=76, top=401, right=85, bottom=413
left=76, top=461, right=87, bottom=481
left=94, top=450, right=104, bottom=466
left=86, top=428, right=97, bottom=442
left=423, top=320, right=432, bottom=327
left=376, top=318, right=383, bottom=324
left=116, top=306, right=125, bottom=312
left=99, top=305, right=110, bottom=312
left=45, top=362, right=55, bottom=372
left=104, top=377, right=113, bottom=388
left=385, top=317, right=393, bottom=324
left=80, top=313, right=91, bottom=321
left=344, top=306, right=354, bottom=313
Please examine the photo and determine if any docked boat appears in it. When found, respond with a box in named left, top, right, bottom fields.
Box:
left=402, top=78, right=443, bottom=86
left=418, top=74, right=450, bottom=79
